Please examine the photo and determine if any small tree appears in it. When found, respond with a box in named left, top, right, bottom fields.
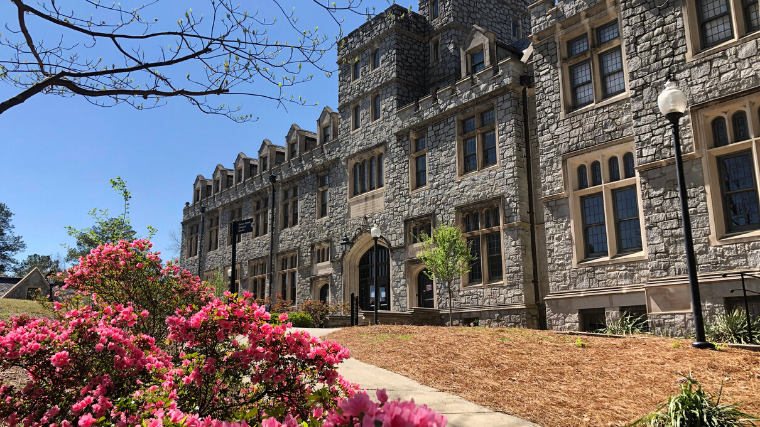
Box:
left=0, top=202, right=26, bottom=275
left=417, top=222, right=475, bottom=326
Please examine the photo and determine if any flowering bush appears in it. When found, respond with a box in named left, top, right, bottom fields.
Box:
left=0, top=240, right=446, bottom=427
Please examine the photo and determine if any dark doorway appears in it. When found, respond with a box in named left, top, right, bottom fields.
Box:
left=358, top=245, right=390, bottom=311
left=417, top=270, right=435, bottom=308
left=319, top=283, right=329, bottom=303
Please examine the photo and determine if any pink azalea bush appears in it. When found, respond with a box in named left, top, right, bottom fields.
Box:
left=0, top=239, right=445, bottom=427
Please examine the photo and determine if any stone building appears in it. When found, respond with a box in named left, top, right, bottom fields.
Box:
left=181, top=0, right=548, bottom=327
left=530, top=0, right=760, bottom=334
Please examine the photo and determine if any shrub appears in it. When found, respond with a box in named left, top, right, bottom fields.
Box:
left=706, top=309, right=760, bottom=344
left=301, top=300, right=330, bottom=327
left=599, top=311, right=647, bottom=335
left=629, top=375, right=758, bottom=427
left=287, top=312, right=314, bottom=328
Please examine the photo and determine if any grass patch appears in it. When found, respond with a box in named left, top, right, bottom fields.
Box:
left=327, top=325, right=760, bottom=427
left=0, top=299, right=54, bottom=321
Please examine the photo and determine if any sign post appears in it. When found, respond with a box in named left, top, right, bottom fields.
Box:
left=230, top=218, right=254, bottom=294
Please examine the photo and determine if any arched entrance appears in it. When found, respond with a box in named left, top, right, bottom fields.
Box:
left=417, top=270, right=435, bottom=308
left=358, top=245, right=390, bottom=310
left=319, top=283, right=329, bottom=303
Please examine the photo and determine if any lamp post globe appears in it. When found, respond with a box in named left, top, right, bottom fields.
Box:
left=370, top=225, right=382, bottom=238
left=658, top=77, right=713, bottom=349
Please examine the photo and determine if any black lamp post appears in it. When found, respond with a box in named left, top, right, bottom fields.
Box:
left=722, top=271, right=760, bottom=343
left=370, top=225, right=382, bottom=326
left=46, top=275, right=56, bottom=301
left=657, top=77, right=713, bottom=349
left=267, top=173, right=277, bottom=311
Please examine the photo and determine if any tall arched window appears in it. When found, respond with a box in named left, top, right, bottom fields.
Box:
left=377, top=153, right=384, bottom=187
left=578, top=165, right=588, bottom=189
left=733, top=111, right=750, bottom=142
left=353, top=163, right=360, bottom=196
left=369, top=156, right=376, bottom=190
left=591, top=161, right=602, bottom=186
left=609, top=157, right=620, bottom=182
left=464, top=214, right=472, bottom=232
left=712, top=117, right=729, bottom=147
left=623, top=152, right=635, bottom=178
left=360, top=160, right=367, bottom=193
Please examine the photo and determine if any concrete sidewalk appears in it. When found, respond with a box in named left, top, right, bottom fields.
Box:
left=299, top=328, right=539, bottom=427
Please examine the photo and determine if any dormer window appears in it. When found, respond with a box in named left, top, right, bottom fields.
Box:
left=305, top=137, right=317, bottom=151
left=226, top=174, right=233, bottom=188
left=471, top=50, right=485, bottom=73
left=236, top=168, right=242, bottom=184
left=206, top=184, right=212, bottom=197
left=249, top=163, right=258, bottom=177
left=275, top=152, right=285, bottom=165
left=261, top=156, right=268, bottom=172
left=214, top=179, right=220, bottom=193
left=289, top=141, right=298, bottom=159
left=194, top=189, right=200, bottom=203
left=322, top=125, right=331, bottom=143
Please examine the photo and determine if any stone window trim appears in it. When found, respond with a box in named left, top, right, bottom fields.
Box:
left=202, top=269, right=216, bottom=283
left=313, top=242, right=331, bottom=265
left=410, top=129, right=430, bottom=192
left=226, top=205, right=244, bottom=246
left=407, top=215, right=433, bottom=246
left=186, top=222, right=200, bottom=258
left=317, top=173, right=329, bottom=220
left=430, top=36, right=442, bottom=64
left=694, top=93, right=760, bottom=245
left=248, top=257, right=268, bottom=299
left=456, top=199, right=505, bottom=288
left=352, top=103, right=361, bottom=132
left=371, top=46, right=381, bottom=71
left=252, top=195, right=269, bottom=238
left=682, top=0, right=760, bottom=60
left=351, top=56, right=361, bottom=81
left=565, top=141, right=647, bottom=267
left=277, top=251, right=299, bottom=304
left=455, top=105, right=500, bottom=179
left=430, top=0, right=439, bottom=20
left=371, top=93, right=382, bottom=122
left=223, top=262, right=243, bottom=294
left=206, top=213, right=220, bottom=253
left=280, top=184, right=299, bottom=230
left=557, top=15, right=630, bottom=117
left=348, top=147, right=386, bottom=200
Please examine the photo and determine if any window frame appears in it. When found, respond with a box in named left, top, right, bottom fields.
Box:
left=318, top=173, right=329, bottom=219
left=278, top=252, right=298, bottom=303
left=696, top=0, right=735, bottom=48
left=411, top=133, right=429, bottom=191
left=252, top=196, right=268, bottom=238
left=352, top=104, right=361, bottom=130
left=430, top=0, right=439, bottom=19
left=372, top=94, right=381, bottom=122
left=227, top=206, right=244, bottom=246
left=612, top=185, right=644, bottom=254
left=281, top=185, right=299, bottom=230
left=457, top=107, right=499, bottom=177
left=352, top=58, right=361, bottom=80
left=248, top=258, right=268, bottom=299
left=350, top=151, right=385, bottom=198
left=599, top=47, right=626, bottom=99
left=581, top=192, right=608, bottom=259
left=372, top=48, right=381, bottom=70
left=717, top=150, right=760, bottom=233
left=206, top=214, right=220, bottom=252
left=458, top=202, right=504, bottom=287
left=186, top=223, right=200, bottom=258
left=471, top=49, right=485, bottom=74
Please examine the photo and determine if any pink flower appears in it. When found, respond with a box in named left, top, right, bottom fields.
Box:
left=50, top=351, right=69, bottom=368
left=278, top=313, right=289, bottom=322
left=78, top=414, right=96, bottom=427
left=261, top=419, right=281, bottom=427
left=376, top=389, right=388, bottom=404
left=339, top=392, right=375, bottom=417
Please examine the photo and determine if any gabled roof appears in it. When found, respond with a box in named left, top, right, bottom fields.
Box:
left=1, top=267, right=45, bottom=299
left=258, top=139, right=273, bottom=156
left=0, top=277, right=22, bottom=297
left=234, top=152, right=249, bottom=167
left=286, top=124, right=302, bottom=142
left=318, top=107, right=336, bottom=124
left=193, top=174, right=209, bottom=186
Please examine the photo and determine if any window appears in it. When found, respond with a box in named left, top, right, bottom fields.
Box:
left=228, top=206, right=243, bottom=245
left=372, top=48, right=380, bottom=69
left=511, top=20, right=521, bottom=38
left=205, top=184, right=212, bottom=198
left=249, top=163, right=258, bottom=177
left=609, top=157, right=620, bottom=182
left=471, top=49, right=485, bottom=74
left=459, top=109, right=498, bottom=175
left=278, top=253, right=298, bottom=303
left=249, top=258, right=267, bottom=299
left=275, top=152, right=285, bottom=165
left=315, top=243, right=330, bottom=263
left=460, top=203, right=503, bottom=285
left=194, top=188, right=200, bottom=203
left=207, top=215, right=219, bottom=252
left=409, top=218, right=432, bottom=244
left=725, top=295, right=760, bottom=319
left=591, top=161, right=602, bottom=186
left=744, top=0, right=760, bottom=33
left=697, top=0, right=734, bottom=47
left=281, top=185, right=299, bottom=229
left=569, top=146, right=644, bottom=263
left=236, top=168, right=242, bottom=184
left=351, top=153, right=384, bottom=197
left=431, top=0, right=439, bottom=18
left=353, top=105, right=361, bottom=130
left=253, top=197, right=268, bottom=238
left=579, top=308, right=607, bottom=332
left=713, top=117, right=729, bottom=147
left=187, top=223, right=199, bottom=257
left=373, top=95, right=381, bottom=121
left=718, top=151, right=760, bottom=233
left=733, top=111, right=750, bottom=142
left=432, top=39, right=440, bottom=62
left=318, top=174, right=329, bottom=218
left=620, top=305, right=649, bottom=332
left=613, top=186, right=643, bottom=252
left=352, top=59, right=360, bottom=80
left=322, top=125, right=331, bottom=143
left=214, top=179, right=220, bottom=193
left=26, top=288, right=41, bottom=301
left=289, top=141, right=298, bottom=159
left=261, top=156, right=268, bottom=172
left=412, top=135, right=428, bottom=189
left=226, top=174, right=233, bottom=189
left=564, top=20, right=625, bottom=111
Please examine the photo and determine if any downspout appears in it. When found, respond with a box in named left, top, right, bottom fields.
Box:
left=197, top=205, right=206, bottom=278
left=267, top=173, right=277, bottom=309
left=520, top=74, right=546, bottom=330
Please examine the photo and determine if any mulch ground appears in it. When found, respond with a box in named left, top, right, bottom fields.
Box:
left=325, top=325, right=760, bottom=427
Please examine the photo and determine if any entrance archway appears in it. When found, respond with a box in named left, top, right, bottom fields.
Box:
left=358, top=245, right=390, bottom=310
left=417, top=270, right=435, bottom=308
left=319, top=283, right=329, bottom=303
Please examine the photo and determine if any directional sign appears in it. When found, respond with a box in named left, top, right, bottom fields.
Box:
left=233, top=218, right=254, bottom=235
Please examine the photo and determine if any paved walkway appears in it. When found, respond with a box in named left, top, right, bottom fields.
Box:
left=298, top=328, right=539, bottom=427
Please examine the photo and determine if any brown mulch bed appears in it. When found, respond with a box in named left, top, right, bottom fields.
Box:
left=326, top=325, right=760, bottom=427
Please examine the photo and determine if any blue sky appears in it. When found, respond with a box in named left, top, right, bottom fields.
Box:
left=1, top=0, right=393, bottom=266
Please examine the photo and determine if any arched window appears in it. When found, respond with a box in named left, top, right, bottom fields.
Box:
left=591, top=161, right=602, bottom=186
left=712, top=117, right=729, bottom=147
left=464, top=214, right=472, bottom=232
left=353, top=163, right=360, bottom=196
left=360, top=160, right=367, bottom=193
left=733, top=111, right=749, bottom=142
left=578, top=165, right=588, bottom=189
left=609, top=157, right=620, bottom=182
left=491, top=207, right=500, bottom=226
left=485, top=209, right=492, bottom=228
left=369, top=156, right=376, bottom=190
left=623, top=152, right=635, bottom=178
left=377, top=153, right=384, bottom=187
